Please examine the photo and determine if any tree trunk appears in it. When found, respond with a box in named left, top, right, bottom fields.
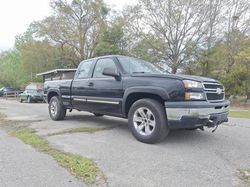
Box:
left=246, top=81, right=250, bottom=103
left=171, top=57, right=179, bottom=74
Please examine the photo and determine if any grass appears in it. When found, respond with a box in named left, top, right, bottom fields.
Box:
left=229, top=110, right=250, bottom=119
left=0, top=112, right=7, bottom=120
left=239, top=169, right=250, bottom=186
left=47, top=126, right=114, bottom=136
left=9, top=128, right=105, bottom=184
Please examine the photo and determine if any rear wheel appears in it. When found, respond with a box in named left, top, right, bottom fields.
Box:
left=49, top=96, right=66, bottom=121
left=19, top=98, right=23, bottom=103
left=128, top=99, right=169, bottom=144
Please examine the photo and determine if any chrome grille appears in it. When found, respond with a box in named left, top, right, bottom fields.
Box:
left=203, top=82, right=225, bottom=102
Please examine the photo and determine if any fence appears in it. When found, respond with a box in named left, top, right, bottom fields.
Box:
left=3, top=91, right=23, bottom=99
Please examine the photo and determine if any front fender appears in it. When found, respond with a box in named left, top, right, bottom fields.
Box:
left=122, top=86, right=169, bottom=115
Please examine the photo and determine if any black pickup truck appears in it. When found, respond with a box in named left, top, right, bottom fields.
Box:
left=44, top=55, right=229, bottom=143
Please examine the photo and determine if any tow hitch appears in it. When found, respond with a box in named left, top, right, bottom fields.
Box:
left=204, top=119, right=219, bottom=133
left=198, top=126, right=204, bottom=131
left=211, top=125, right=218, bottom=133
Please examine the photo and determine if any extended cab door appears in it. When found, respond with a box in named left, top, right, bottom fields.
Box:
left=71, top=60, right=94, bottom=110
left=86, top=57, right=123, bottom=116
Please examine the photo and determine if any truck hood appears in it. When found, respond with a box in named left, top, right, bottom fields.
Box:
left=131, top=73, right=219, bottom=83
left=172, top=74, right=219, bottom=82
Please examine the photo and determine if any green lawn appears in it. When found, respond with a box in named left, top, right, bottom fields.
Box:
left=229, top=110, right=250, bottom=119
left=47, top=126, right=114, bottom=136
left=239, top=169, right=250, bottom=186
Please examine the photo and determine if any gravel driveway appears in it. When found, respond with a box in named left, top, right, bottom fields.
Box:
left=0, top=99, right=249, bottom=187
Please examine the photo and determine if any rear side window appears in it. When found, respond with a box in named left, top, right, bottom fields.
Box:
left=76, top=60, right=93, bottom=79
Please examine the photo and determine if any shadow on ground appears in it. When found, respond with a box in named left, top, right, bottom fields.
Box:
left=62, top=113, right=216, bottom=145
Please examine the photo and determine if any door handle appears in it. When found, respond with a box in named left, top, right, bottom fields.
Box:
left=88, top=82, right=94, bottom=87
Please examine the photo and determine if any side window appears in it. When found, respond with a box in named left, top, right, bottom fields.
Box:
left=77, top=60, right=93, bottom=79
left=93, top=58, right=117, bottom=78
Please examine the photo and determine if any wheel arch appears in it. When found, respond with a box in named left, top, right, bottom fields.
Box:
left=122, top=87, right=169, bottom=117
left=47, top=89, right=61, bottom=103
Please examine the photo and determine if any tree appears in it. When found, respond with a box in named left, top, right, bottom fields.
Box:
left=205, top=35, right=250, bottom=97
left=94, top=17, right=126, bottom=56
left=129, top=0, right=211, bottom=73
left=199, top=0, right=222, bottom=76
left=132, top=37, right=162, bottom=63
left=224, top=0, right=250, bottom=73
left=0, top=50, right=25, bottom=88
left=33, top=0, right=109, bottom=66
left=235, top=38, right=250, bottom=100
left=19, top=40, right=63, bottom=81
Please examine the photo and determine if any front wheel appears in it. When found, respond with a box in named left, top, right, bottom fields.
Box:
left=49, top=96, right=66, bottom=121
left=128, top=99, right=169, bottom=144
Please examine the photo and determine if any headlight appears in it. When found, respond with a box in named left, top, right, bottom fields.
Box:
left=185, top=92, right=206, bottom=100
left=183, top=80, right=203, bottom=88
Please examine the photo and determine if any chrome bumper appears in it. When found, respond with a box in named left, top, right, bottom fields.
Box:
left=165, top=100, right=230, bottom=129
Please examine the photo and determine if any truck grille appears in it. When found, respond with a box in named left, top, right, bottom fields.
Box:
left=203, top=82, right=225, bottom=102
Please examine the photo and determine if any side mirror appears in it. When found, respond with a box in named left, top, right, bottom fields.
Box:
left=102, top=68, right=120, bottom=78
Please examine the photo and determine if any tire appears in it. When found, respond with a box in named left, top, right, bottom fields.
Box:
left=49, top=96, right=66, bottom=121
left=128, top=98, right=169, bottom=144
left=93, top=113, right=104, bottom=117
left=19, top=98, right=23, bottom=103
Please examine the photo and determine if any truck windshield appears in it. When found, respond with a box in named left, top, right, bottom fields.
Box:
left=117, top=56, right=164, bottom=74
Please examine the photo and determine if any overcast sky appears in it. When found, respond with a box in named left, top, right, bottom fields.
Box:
left=0, top=0, right=136, bottom=51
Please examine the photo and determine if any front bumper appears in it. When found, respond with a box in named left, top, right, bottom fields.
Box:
left=165, top=100, right=230, bottom=129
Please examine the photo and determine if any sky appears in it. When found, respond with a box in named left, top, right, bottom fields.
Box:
left=0, top=0, right=136, bottom=51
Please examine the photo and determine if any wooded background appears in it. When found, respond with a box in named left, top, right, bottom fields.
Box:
left=0, top=0, right=249, bottom=97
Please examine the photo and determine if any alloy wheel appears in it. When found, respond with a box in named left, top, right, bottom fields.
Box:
left=50, top=100, right=57, bottom=117
left=133, top=107, right=156, bottom=136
